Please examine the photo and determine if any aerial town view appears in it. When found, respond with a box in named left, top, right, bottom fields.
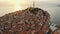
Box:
left=0, top=0, right=60, bottom=34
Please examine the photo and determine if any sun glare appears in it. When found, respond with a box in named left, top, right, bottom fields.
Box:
left=15, top=4, right=21, bottom=11
left=13, top=0, right=23, bottom=11
left=15, top=0, right=20, bottom=11
left=12, top=0, right=31, bottom=11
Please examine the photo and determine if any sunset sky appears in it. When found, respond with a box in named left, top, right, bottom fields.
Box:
left=0, top=0, right=60, bottom=7
left=0, top=0, right=60, bottom=10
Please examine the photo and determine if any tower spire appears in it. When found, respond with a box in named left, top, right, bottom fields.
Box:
left=33, top=1, right=35, bottom=8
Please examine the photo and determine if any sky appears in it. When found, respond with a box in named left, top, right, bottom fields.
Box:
left=0, top=0, right=60, bottom=2
left=0, top=0, right=60, bottom=7
left=0, top=0, right=60, bottom=3
left=0, top=0, right=60, bottom=6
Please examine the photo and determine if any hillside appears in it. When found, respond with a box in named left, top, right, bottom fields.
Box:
left=0, top=7, right=60, bottom=34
